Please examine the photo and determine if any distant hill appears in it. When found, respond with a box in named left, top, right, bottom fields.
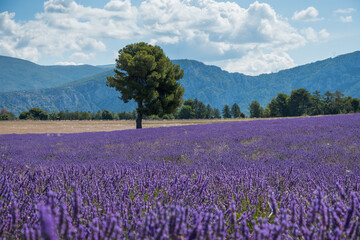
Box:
left=0, top=71, right=137, bottom=114
left=0, top=51, right=359, bottom=115
left=96, top=64, right=115, bottom=69
left=0, top=56, right=106, bottom=92
left=173, top=51, right=360, bottom=112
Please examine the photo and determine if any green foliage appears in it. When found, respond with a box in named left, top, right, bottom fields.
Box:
left=288, top=88, right=312, bottom=116
left=194, top=99, right=207, bottom=119
left=249, top=101, right=263, bottom=118
left=30, top=108, right=46, bottom=120
left=230, top=103, right=242, bottom=118
left=266, top=93, right=289, bottom=117
left=19, top=108, right=48, bottom=120
left=205, top=104, right=214, bottom=119
left=107, top=42, right=184, bottom=128
left=253, top=88, right=360, bottom=118
left=19, top=111, right=29, bottom=120
left=262, top=107, right=271, bottom=118
left=0, top=108, right=16, bottom=120
left=118, top=111, right=137, bottom=120
left=179, top=105, right=195, bottom=119
left=18, top=108, right=137, bottom=121
left=222, top=105, right=231, bottom=118
left=161, top=114, right=175, bottom=120
left=276, top=93, right=289, bottom=117
left=178, top=98, right=209, bottom=119
left=267, top=98, right=279, bottom=117
left=56, top=110, right=92, bottom=120
left=309, top=90, right=323, bottom=115
left=178, top=99, right=243, bottom=119
left=48, top=111, right=60, bottom=120
left=213, top=108, right=221, bottom=119
left=351, top=98, right=360, bottom=112
left=101, top=110, right=113, bottom=120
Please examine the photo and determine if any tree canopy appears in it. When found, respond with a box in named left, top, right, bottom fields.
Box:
left=107, top=42, right=184, bottom=128
left=249, top=101, right=263, bottom=118
left=222, top=105, right=231, bottom=118
left=288, top=88, right=312, bottom=116
left=252, top=88, right=360, bottom=118
left=19, top=108, right=48, bottom=120
left=231, top=103, right=241, bottom=118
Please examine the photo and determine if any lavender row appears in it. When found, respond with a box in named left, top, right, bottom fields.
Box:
left=1, top=114, right=360, bottom=239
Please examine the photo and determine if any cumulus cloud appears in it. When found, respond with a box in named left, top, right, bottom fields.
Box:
left=140, top=0, right=305, bottom=72
left=301, top=28, right=330, bottom=42
left=340, top=16, right=353, bottom=23
left=0, top=0, right=308, bottom=74
left=104, top=0, right=133, bottom=12
left=140, top=0, right=304, bottom=48
left=210, top=51, right=295, bottom=75
left=0, top=12, right=40, bottom=61
left=292, top=7, right=323, bottom=22
left=0, top=12, right=20, bottom=35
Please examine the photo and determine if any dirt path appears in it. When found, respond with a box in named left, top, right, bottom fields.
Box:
left=0, top=119, right=251, bottom=134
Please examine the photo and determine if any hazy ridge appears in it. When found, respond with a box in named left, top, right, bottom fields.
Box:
left=1, top=51, right=359, bottom=115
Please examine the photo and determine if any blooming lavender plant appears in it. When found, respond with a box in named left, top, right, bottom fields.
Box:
left=1, top=114, right=360, bottom=239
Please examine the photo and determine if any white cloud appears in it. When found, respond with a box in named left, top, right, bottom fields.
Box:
left=54, top=61, right=85, bottom=65
left=0, top=0, right=308, bottom=74
left=340, top=16, right=352, bottom=23
left=292, top=7, right=323, bottom=22
left=301, top=27, right=330, bottom=42
left=334, top=8, right=356, bottom=14
left=0, top=12, right=20, bottom=35
left=210, top=51, right=295, bottom=75
left=318, top=29, right=330, bottom=39
left=104, top=0, right=133, bottom=12
left=44, top=0, right=75, bottom=13
left=69, top=52, right=95, bottom=61
left=0, top=12, right=40, bottom=61
left=301, top=27, right=318, bottom=42
left=140, top=0, right=305, bottom=68
left=333, top=7, right=355, bottom=23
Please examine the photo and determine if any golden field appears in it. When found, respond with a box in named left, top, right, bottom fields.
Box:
left=0, top=119, right=252, bottom=134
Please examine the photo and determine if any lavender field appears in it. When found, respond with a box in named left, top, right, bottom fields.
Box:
left=1, top=114, right=360, bottom=239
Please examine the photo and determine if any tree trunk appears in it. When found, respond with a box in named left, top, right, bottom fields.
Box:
left=136, top=101, right=143, bottom=129
left=136, top=112, right=142, bottom=129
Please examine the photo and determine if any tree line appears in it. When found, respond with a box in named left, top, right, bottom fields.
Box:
left=14, top=108, right=138, bottom=121
left=248, top=88, right=360, bottom=118
left=177, top=98, right=245, bottom=119
left=0, top=98, right=246, bottom=121
left=1, top=88, right=359, bottom=121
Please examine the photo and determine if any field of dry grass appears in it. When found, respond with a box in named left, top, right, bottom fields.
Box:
left=0, top=119, right=253, bottom=134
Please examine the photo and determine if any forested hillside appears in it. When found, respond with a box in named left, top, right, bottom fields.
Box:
left=1, top=51, right=359, bottom=115
left=0, top=56, right=106, bottom=92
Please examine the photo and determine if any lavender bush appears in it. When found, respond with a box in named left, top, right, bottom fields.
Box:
left=1, top=114, right=360, bottom=239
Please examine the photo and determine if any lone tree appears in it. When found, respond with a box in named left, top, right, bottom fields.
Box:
left=107, top=42, right=185, bottom=129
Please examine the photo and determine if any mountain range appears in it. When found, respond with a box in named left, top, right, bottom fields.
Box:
left=1, top=51, right=360, bottom=115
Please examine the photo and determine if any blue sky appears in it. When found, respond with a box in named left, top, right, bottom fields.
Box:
left=0, top=0, right=359, bottom=75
